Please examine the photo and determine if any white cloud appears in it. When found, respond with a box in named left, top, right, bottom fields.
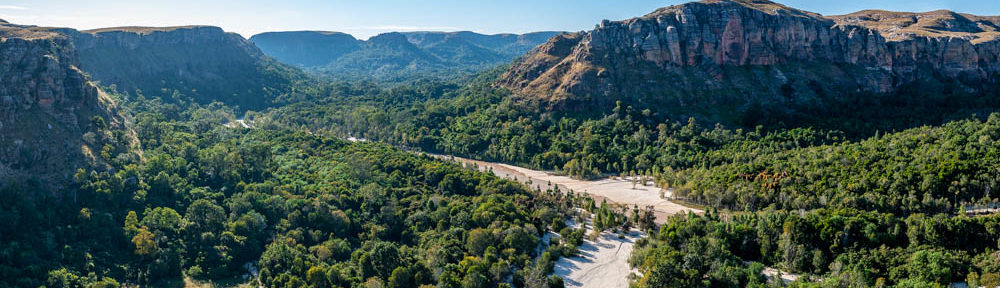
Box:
left=0, top=5, right=28, bottom=11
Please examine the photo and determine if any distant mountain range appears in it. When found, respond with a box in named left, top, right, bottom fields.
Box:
left=498, top=0, right=1000, bottom=126
left=250, top=30, right=562, bottom=81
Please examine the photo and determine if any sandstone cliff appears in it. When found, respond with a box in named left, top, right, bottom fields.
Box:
left=831, top=10, right=1000, bottom=80
left=0, top=22, right=129, bottom=184
left=498, top=0, right=1000, bottom=123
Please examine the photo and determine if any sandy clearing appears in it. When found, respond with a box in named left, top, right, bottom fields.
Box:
left=223, top=118, right=252, bottom=129
left=431, top=154, right=702, bottom=223
left=551, top=220, right=644, bottom=288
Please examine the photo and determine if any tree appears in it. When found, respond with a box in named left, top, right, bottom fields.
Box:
left=388, top=266, right=414, bottom=288
left=461, top=269, right=489, bottom=288
left=907, top=250, right=956, bottom=285
left=547, top=275, right=565, bottom=288
left=132, top=228, right=158, bottom=256
left=125, top=211, right=140, bottom=238
left=638, top=246, right=706, bottom=288
left=307, top=266, right=327, bottom=287
left=360, top=241, right=403, bottom=280
left=184, top=199, right=226, bottom=237
left=466, top=229, right=491, bottom=256
left=141, top=207, right=183, bottom=237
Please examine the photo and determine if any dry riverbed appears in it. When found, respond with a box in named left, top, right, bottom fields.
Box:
left=431, top=154, right=702, bottom=223
left=550, top=219, right=644, bottom=288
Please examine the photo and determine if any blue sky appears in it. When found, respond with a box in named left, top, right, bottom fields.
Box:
left=1, top=1, right=998, bottom=39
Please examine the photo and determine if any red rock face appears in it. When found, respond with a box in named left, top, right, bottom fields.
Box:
left=499, top=0, right=1000, bottom=109
left=0, top=29, right=96, bottom=124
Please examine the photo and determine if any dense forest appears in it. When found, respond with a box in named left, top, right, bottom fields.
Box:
left=631, top=209, right=1000, bottom=287
left=261, top=74, right=1000, bottom=287
left=0, top=48, right=998, bottom=288
left=0, top=93, right=622, bottom=287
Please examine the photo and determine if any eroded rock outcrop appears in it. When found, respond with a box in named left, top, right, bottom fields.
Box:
left=499, top=0, right=1000, bottom=121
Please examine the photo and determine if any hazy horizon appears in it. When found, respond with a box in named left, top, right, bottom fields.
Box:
left=2, top=0, right=999, bottom=40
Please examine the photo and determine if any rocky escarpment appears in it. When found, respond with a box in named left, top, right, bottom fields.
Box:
left=251, top=30, right=560, bottom=81
left=1, top=24, right=95, bottom=121
left=831, top=10, right=1000, bottom=80
left=498, top=0, right=1000, bottom=123
left=831, top=10, right=1000, bottom=43
left=56, top=26, right=307, bottom=109
left=0, top=22, right=129, bottom=184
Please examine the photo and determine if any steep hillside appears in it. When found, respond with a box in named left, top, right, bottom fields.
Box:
left=324, top=32, right=447, bottom=81
left=0, top=21, right=131, bottom=185
left=57, top=26, right=309, bottom=109
left=498, top=0, right=1000, bottom=125
left=250, top=30, right=561, bottom=81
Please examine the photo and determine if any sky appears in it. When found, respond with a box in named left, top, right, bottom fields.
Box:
left=1, top=0, right=999, bottom=39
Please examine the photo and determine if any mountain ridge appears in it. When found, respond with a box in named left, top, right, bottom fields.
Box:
left=249, top=31, right=362, bottom=67
left=251, top=30, right=562, bottom=81
left=81, top=25, right=218, bottom=34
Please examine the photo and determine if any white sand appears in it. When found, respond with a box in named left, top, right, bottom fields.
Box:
left=433, top=154, right=702, bottom=223
left=551, top=220, right=644, bottom=288
left=762, top=267, right=800, bottom=283
left=223, top=119, right=252, bottom=129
